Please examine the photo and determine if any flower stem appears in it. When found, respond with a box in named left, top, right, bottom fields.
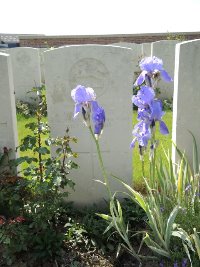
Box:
left=141, top=159, right=145, bottom=178
left=88, top=126, right=112, bottom=198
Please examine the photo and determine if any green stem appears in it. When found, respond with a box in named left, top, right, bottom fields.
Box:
left=149, top=126, right=157, bottom=188
left=88, top=126, right=112, bottom=198
left=141, top=159, right=145, bottom=178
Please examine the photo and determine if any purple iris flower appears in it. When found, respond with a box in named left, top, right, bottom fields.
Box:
left=174, top=262, right=178, bottom=267
left=131, top=121, right=151, bottom=148
left=92, top=101, right=105, bottom=136
left=134, top=56, right=173, bottom=86
left=150, top=100, right=169, bottom=135
left=71, top=85, right=96, bottom=118
left=132, top=86, right=155, bottom=108
left=137, top=107, right=151, bottom=121
left=71, top=85, right=105, bottom=137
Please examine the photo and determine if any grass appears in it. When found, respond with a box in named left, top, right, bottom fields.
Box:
left=17, top=111, right=172, bottom=188
left=132, top=110, right=173, bottom=190
left=17, top=113, right=48, bottom=170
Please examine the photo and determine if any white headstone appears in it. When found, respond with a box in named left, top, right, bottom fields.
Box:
left=151, top=40, right=179, bottom=99
left=8, top=48, right=42, bottom=102
left=172, top=39, right=200, bottom=166
left=110, top=43, right=142, bottom=82
left=39, top=48, right=48, bottom=84
left=141, top=43, right=151, bottom=57
left=44, top=45, right=135, bottom=206
left=0, top=53, right=18, bottom=165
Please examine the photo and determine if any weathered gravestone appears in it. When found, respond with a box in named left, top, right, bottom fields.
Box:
left=111, top=42, right=142, bottom=67
left=141, top=43, right=151, bottom=57
left=8, top=47, right=41, bottom=102
left=0, top=53, right=18, bottom=172
left=44, top=45, right=135, bottom=206
left=39, top=48, right=48, bottom=84
left=151, top=40, right=179, bottom=99
left=172, top=39, right=200, bottom=166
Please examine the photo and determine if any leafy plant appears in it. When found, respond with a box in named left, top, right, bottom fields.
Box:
left=0, top=85, right=79, bottom=265
left=16, top=84, right=47, bottom=117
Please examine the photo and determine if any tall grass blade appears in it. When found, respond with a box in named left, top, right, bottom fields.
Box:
left=143, top=233, right=170, bottom=258
left=191, top=228, right=200, bottom=260
left=164, top=206, right=179, bottom=248
left=188, top=131, right=199, bottom=174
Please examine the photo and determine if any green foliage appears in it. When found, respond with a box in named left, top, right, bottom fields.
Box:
left=166, top=32, right=186, bottom=41
left=16, top=84, right=47, bottom=117
left=0, top=86, right=79, bottom=265
left=116, top=137, right=200, bottom=265
left=133, top=110, right=172, bottom=188
left=0, top=220, right=29, bottom=265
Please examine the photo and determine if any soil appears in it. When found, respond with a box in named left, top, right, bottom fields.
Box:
left=0, top=243, right=160, bottom=267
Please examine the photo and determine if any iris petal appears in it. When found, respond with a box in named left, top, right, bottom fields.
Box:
left=139, top=86, right=155, bottom=104
left=159, top=120, right=169, bottom=135
left=134, top=71, right=147, bottom=86
left=92, top=103, right=105, bottom=135
left=130, top=137, right=137, bottom=148
left=160, top=70, right=173, bottom=82
left=150, top=100, right=164, bottom=121
left=73, top=103, right=81, bottom=118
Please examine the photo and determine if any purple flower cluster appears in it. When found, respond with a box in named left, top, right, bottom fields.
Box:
left=134, top=56, right=173, bottom=87
left=71, top=85, right=105, bottom=137
left=131, top=57, right=172, bottom=152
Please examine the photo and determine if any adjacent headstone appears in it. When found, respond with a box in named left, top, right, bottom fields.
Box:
left=8, top=48, right=42, bottom=102
left=110, top=42, right=142, bottom=81
left=39, top=48, right=48, bottom=84
left=0, top=53, right=18, bottom=171
left=141, top=43, right=151, bottom=57
left=172, top=39, right=200, bottom=166
left=151, top=40, right=179, bottom=99
left=44, top=45, right=135, bottom=206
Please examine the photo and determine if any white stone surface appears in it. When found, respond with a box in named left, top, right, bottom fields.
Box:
left=44, top=45, right=135, bottom=206
left=172, top=39, right=200, bottom=166
left=39, top=48, right=48, bottom=83
left=110, top=42, right=142, bottom=83
left=8, top=48, right=42, bottom=102
left=141, top=43, right=151, bottom=57
left=151, top=40, right=179, bottom=99
left=0, top=53, right=18, bottom=161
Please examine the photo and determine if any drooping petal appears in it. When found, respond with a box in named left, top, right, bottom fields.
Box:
left=160, top=70, right=173, bottom=82
left=92, top=102, right=105, bottom=135
left=73, top=103, right=81, bottom=118
left=134, top=71, right=147, bottom=86
left=159, top=120, right=169, bottom=135
left=130, top=137, right=137, bottom=148
left=150, top=100, right=165, bottom=121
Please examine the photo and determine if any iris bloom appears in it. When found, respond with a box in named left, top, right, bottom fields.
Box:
left=150, top=100, right=169, bottom=135
left=71, top=85, right=96, bottom=119
left=132, top=88, right=169, bottom=136
left=71, top=85, right=105, bottom=137
left=132, top=86, right=155, bottom=108
left=130, top=121, right=151, bottom=149
left=134, top=56, right=173, bottom=86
